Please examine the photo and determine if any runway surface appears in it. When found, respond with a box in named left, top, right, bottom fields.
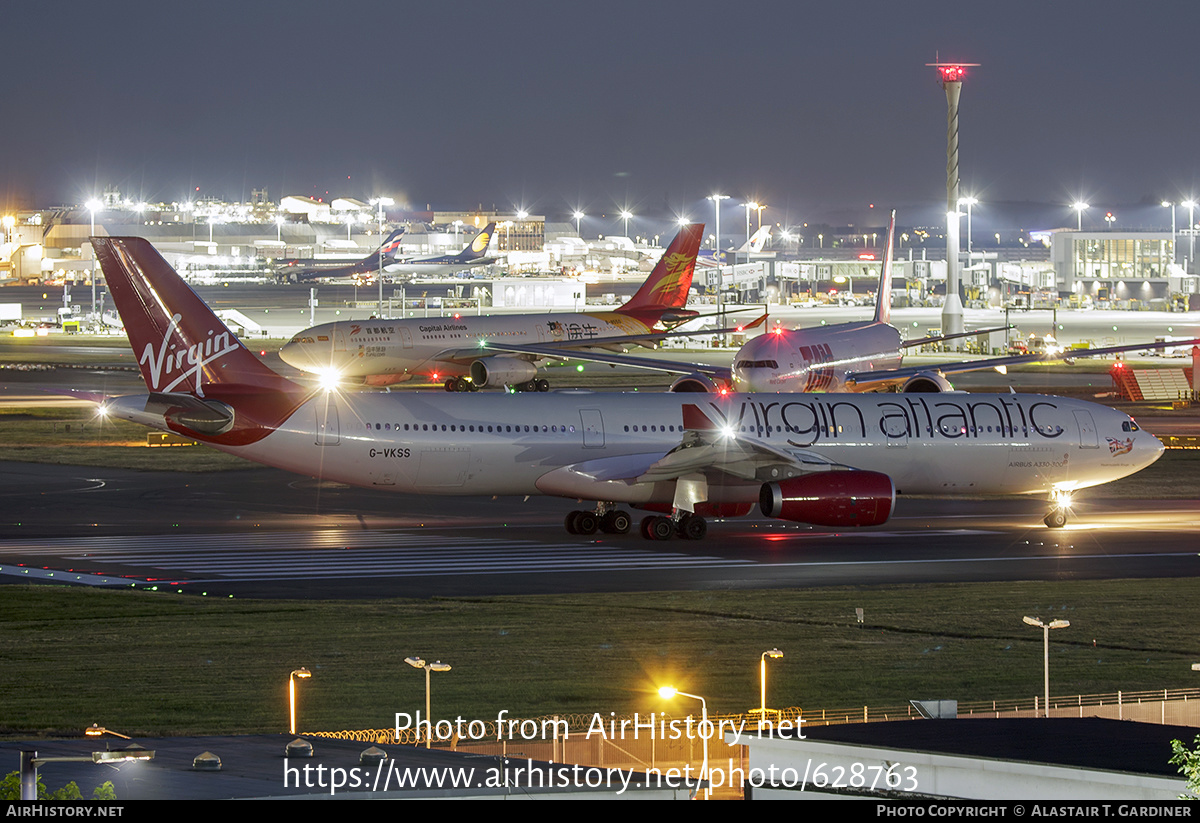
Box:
left=1, top=461, right=1197, bottom=599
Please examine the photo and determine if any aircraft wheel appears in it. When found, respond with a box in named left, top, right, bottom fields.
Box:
left=601, top=510, right=632, bottom=534
left=565, top=511, right=581, bottom=534
left=574, top=511, right=599, bottom=535
left=453, top=376, right=471, bottom=392
left=536, top=378, right=550, bottom=392
left=444, top=379, right=457, bottom=392
left=677, top=514, right=707, bottom=540
left=1044, top=509, right=1067, bottom=529
left=641, top=515, right=673, bottom=541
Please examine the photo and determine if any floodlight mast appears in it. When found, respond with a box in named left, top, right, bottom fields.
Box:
left=928, top=60, right=979, bottom=346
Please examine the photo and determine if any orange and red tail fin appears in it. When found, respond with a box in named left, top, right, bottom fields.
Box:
left=616, top=223, right=703, bottom=315
left=93, top=237, right=295, bottom=397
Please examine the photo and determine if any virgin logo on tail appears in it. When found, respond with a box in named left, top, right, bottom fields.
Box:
left=139, top=312, right=241, bottom=396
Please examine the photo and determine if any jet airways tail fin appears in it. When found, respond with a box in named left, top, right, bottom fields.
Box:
left=460, top=222, right=497, bottom=259
left=93, top=237, right=296, bottom=398
left=617, top=223, right=704, bottom=315
left=873, top=210, right=896, bottom=325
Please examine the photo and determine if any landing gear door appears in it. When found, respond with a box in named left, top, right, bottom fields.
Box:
left=580, top=409, right=605, bottom=448
left=315, top=397, right=340, bottom=446
left=1073, top=410, right=1098, bottom=449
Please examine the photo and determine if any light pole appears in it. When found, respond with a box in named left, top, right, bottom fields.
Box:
left=86, top=199, right=101, bottom=320
left=289, top=667, right=311, bottom=735
left=659, top=686, right=710, bottom=799
left=1105, top=212, right=1116, bottom=231
left=1022, top=616, right=1069, bottom=718
left=1072, top=201, right=1089, bottom=231
left=620, top=210, right=632, bottom=238
left=708, top=194, right=730, bottom=345
left=743, top=202, right=758, bottom=243
left=1184, top=200, right=1197, bottom=274
left=406, top=657, right=451, bottom=748
left=959, top=196, right=977, bottom=259
left=573, top=211, right=584, bottom=236
left=757, top=649, right=783, bottom=726
left=1163, top=201, right=1177, bottom=267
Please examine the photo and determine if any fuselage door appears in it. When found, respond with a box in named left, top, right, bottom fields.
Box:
left=580, top=408, right=605, bottom=448
left=315, top=396, right=340, bottom=446
left=334, top=326, right=347, bottom=353
left=1073, top=410, right=1099, bottom=449
left=399, top=327, right=413, bottom=349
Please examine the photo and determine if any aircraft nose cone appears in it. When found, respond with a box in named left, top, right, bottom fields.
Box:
left=279, top=339, right=334, bottom=373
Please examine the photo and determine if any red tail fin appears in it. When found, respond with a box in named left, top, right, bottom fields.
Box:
left=616, top=223, right=703, bottom=314
left=93, top=237, right=293, bottom=397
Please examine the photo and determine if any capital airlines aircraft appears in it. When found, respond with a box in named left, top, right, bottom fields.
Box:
left=92, top=235, right=1161, bottom=538
left=279, top=223, right=715, bottom=391
left=483, top=211, right=1198, bottom=393
left=278, top=228, right=407, bottom=283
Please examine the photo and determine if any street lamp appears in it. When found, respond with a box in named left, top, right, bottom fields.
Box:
left=658, top=686, right=710, bottom=799
left=1022, top=616, right=1069, bottom=718
left=86, top=199, right=102, bottom=320
left=1183, top=200, right=1197, bottom=274
left=1105, top=212, right=1116, bottom=231
left=959, top=196, right=977, bottom=258
left=620, top=210, right=632, bottom=238
left=289, top=667, right=311, bottom=735
left=756, top=649, right=783, bottom=726
left=708, top=194, right=730, bottom=344
left=406, top=657, right=451, bottom=748
left=1072, top=201, right=1089, bottom=231
left=573, top=211, right=585, bottom=236
left=743, top=202, right=758, bottom=243
left=1163, top=201, right=1177, bottom=266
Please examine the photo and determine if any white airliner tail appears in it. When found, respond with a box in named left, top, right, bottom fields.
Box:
left=873, top=210, right=896, bottom=325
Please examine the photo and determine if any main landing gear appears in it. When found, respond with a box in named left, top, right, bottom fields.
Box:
left=445, top=376, right=478, bottom=392
left=1043, top=490, right=1071, bottom=529
left=565, top=507, right=632, bottom=535
left=564, top=505, right=709, bottom=540
left=513, top=378, right=550, bottom=392
left=640, top=513, right=707, bottom=541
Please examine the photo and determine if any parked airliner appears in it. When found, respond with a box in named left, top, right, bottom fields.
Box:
left=379, top=221, right=499, bottom=277
left=277, top=228, right=406, bottom=283
left=482, top=211, right=1197, bottom=393
left=92, top=235, right=1162, bottom=538
left=279, top=224, right=709, bottom=391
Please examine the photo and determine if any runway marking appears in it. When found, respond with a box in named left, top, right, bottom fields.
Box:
left=0, top=530, right=757, bottom=582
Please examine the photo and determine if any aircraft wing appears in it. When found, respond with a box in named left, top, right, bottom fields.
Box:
left=846, top=337, right=1200, bottom=391
left=475, top=340, right=733, bottom=381
left=534, top=404, right=846, bottom=502
left=901, top=325, right=1012, bottom=348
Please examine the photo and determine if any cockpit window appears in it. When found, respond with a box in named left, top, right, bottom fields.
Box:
left=1122, top=421, right=1140, bottom=432
left=735, top=359, right=779, bottom=369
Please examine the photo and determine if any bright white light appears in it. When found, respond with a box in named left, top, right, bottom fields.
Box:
left=317, top=369, right=342, bottom=392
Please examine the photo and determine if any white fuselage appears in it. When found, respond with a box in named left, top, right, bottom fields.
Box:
left=281, top=312, right=659, bottom=381
left=732, top=321, right=903, bottom=392
left=110, top=390, right=1162, bottom=506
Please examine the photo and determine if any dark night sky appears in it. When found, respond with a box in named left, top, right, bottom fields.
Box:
left=4, top=0, right=1199, bottom=228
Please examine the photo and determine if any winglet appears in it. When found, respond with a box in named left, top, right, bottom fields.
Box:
left=617, top=223, right=704, bottom=314
left=682, top=403, right=718, bottom=431
left=873, top=210, right=896, bottom=325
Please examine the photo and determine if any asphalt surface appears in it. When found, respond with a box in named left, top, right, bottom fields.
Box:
left=1, top=460, right=1197, bottom=599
